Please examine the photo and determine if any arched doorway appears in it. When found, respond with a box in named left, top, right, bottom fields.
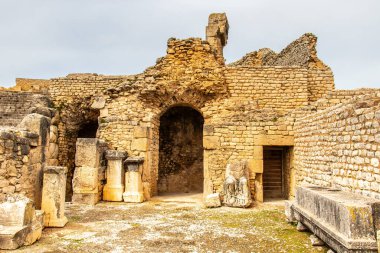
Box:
left=158, top=106, right=204, bottom=194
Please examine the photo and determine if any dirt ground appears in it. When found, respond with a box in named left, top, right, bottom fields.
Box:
left=13, top=196, right=327, bottom=253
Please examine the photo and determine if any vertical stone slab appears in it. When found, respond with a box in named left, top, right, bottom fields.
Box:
left=123, top=157, right=144, bottom=203
left=72, top=138, right=107, bottom=205
left=41, top=166, right=68, bottom=227
left=103, top=150, right=127, bottom=202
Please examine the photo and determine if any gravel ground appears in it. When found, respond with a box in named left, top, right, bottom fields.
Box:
left=12, top=200, right=327, bottom=253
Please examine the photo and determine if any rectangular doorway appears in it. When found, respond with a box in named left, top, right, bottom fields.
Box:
left=263, top=146, right=294, bottom=200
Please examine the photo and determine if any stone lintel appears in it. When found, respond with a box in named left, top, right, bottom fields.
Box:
left=105, top=150, right=127, bottom=160
left=253, top=135, right=294, bottom=146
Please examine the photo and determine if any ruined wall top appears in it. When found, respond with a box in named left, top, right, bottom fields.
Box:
left=229, top=33, right=329, bottom=70
left=206, top=13, right=229, bottom=64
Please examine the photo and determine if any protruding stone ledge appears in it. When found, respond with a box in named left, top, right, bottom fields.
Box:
left=288, top=186, right=380, bottom=252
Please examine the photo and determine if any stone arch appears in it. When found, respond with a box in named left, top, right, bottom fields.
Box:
left=155, top=105, right=205, bottom=195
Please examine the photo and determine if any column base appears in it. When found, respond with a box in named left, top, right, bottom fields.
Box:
left=44, top=216, right=68, bottom=228
left=103, top=185, right=124, bottom=202
left=123, top=191, right=144, bottom=203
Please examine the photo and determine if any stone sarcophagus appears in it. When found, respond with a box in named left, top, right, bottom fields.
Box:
left=223, top=161, right=252, bottom=208
left=72, top=138, right=107, bottom=205
left=287, top=186, right=380, bottom=253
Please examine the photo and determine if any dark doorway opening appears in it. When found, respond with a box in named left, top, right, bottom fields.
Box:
left=78, top=120, right=99, bottom=138
left=158, top=106, right=204, bottom=194
left=263, top=146, right=293, bottom=200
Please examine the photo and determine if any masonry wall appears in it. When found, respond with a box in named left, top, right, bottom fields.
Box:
left=294, top=92, right=380, bottom=199
left=0, top=91, right=50, bottom=127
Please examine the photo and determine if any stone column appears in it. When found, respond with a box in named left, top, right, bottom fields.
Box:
left=123, top=157, right=144, bottom=203
left=103, top=150, right=127, bottom=202
left=41, top=166, right=68, bottom=227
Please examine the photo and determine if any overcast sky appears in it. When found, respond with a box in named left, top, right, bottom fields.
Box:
left=0, top=0, right=379, bottom=89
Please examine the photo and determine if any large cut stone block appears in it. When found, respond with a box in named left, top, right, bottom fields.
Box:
left=291, top=186, right=380, bottom=252
left=0, top=195, right=34, bottom=227
left=203, top=136, right=220, bottom=150
left=41, top=166, right=68, bottom=227
left=75, top=138, right=106, bottom=168
left=0, top=195, right=43, bottom=250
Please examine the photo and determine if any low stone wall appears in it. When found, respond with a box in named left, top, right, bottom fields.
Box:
left=294, top=92, right=380, bottom=199
left=0, top=112, right=52, bottom=207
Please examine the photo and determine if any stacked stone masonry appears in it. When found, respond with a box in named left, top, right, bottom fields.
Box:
left=294, top=91, right=380, bottom=199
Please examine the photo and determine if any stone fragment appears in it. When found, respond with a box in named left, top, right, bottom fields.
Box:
left=204, top=193, right=221, bottom=208
left=284, top=200, right=296, bottom=222
left=310, top=234, right=325, bottom=246
left=0, top=194, right=43, bottom=250
left=91, top=97, right=106, bottom=109
left=41, top=166, right=68, bottom=227
left=223, top=161, right=252, bottom=207
left=296, top=222, right=308, bottom=232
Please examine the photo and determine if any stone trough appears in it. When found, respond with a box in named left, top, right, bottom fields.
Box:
left=286, top=186, right=380, bottom=253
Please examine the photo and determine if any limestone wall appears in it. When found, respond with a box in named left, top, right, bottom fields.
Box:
left=294, top=92, right=380, bottom=199
left=225, top=67, right=309, bottom=112
left=0, top=91, right=50, bottom=127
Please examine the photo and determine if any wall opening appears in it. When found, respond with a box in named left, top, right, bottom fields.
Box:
left=263, top=146, right=293, bottom=200
left=158, top=106, right=204, bottom=194
left=78, top=120, right=99, bottom=138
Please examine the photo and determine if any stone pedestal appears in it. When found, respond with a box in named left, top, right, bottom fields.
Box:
left=103, top=150, right=127, bottom=202
left=41, top=166, right=68, bottom=227
left=123, top=157, right=144, bottom=203
left=73, top=138, right=107, bottom=205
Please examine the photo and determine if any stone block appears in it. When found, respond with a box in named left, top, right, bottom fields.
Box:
left=91, top=96, right=106, bottom=109
left=75, top=138, right=104, bottom=168
left=247, top=159, right=263, bottom=174
left=41, top=166, right=68, bottom=227
left=131, top=138, right=148, bottom=151
left=18, top=113, right=51, bottom=146
left=203, top=136, right=220, bottom=150
left=284, top=200, right=296, bottom=222
left=253, top=134, right=294, bottom=146
left=73, top=166, right=98, bottom=194
left=0, top=226, right=30, bottom=250
left=204, top=193, right=221, bottom=208
left=292, top=186, right=380, bottom=252
left=253, top=145, right=263, bottom=159
left=0, top=195, right=34, bottom=227
left=133, top=126, right=149, bottom=138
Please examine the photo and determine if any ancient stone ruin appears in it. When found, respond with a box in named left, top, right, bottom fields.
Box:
left=0, top=13, right=379, bottom=252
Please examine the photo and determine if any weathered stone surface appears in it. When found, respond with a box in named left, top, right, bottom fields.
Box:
left=0, top=194, right=43, bottom=250
left=41, top=166, right=68, bottom=227
left=103, top=150, right=127, bottom=202
left=310, top=234, right=325, bottom=246
left=284, top=200, right=296, bottom=223
left=123, top=157, right=145, bottom=203
left=223, top=161, right=251, bottom=207
left=291, top=186, right=380, bottom=252
left=204, top=193, right=221, bottom=208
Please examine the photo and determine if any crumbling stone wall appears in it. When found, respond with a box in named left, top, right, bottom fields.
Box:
left=0, top=91, right=50, bottom=127
left=49, top=74, right=130, bottom=199
left=294, top=91, right=380, bottom=199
